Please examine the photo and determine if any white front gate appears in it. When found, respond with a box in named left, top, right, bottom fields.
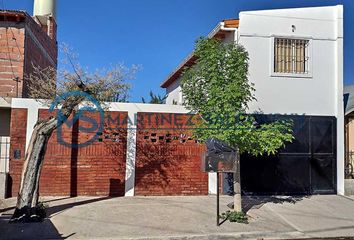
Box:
left=0, top=136, right=10, bottom=199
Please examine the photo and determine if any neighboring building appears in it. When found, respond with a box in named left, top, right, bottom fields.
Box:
left=344, top=84, right=354, bottom=195
left=0, top=8, right=57, bottom=98
left=161, top=6, right=344, bottom=195
left=0, top=0, right=57, bottom=198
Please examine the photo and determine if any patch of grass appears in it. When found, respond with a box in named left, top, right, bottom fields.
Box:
left=220, top=210, right=248, bottom=224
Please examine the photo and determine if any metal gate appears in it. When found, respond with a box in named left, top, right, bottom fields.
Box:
left=0, top=136, right=10, bottom=198
left=240, top=115, right=337, bottom=195
left=0, top=136, right=10, bottom=174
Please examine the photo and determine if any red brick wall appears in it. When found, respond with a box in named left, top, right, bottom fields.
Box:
left=8, top=110, right=209, bottom=197
left=22, top=16, right=57, bottom=98
left=8, top=108, right=28, bottom=197
left=0, top=25, right=25, bottom=97
left=24, top=15, right=57, bottom=68
left=134, top=113, right=208, bottom=196
left=0, top=13, right=57, bottom=98
left=47, top=17, right=57, bottom=41
left=8, top=110, right=127, bottom=197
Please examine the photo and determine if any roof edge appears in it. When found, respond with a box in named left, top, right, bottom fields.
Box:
left=160, top=19, right=239, bottom=88
left=0, top=10, right=27, bottom=20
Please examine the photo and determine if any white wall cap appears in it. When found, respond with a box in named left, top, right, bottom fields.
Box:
left=11, top=98, right=190, bottom=114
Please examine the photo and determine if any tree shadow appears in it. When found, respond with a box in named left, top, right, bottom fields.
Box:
left=70, top=118, right=79, bottom=197
left=0, top=215, right=75, bottom=240
left=0, top=197, right=73, bottom=214
left=135, top=134, right=181, bottom=188
left=104, top=111, right=208, bottom=196
left=241, top=195, right=310, bottom=213
left=102, top=123, right=128, bottom=196
left=62, top=111, right=128, bottom=197
left=133, top=127, right=207, bottom=195
left=46, top=196, right=114, bottom=217
left=67, top=112, right=127, bottom=197
left=1, top=184, right=122, bottom=222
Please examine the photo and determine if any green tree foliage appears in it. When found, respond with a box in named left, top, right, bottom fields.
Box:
left=181, top=38, right=293, bottom=155
left=142, top=90, right=167, bottom=104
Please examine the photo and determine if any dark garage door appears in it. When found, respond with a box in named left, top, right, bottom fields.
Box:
left=240, top=115, right=337, bottom=195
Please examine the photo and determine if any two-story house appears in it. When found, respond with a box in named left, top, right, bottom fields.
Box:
left=161, top=6, right=344, bottom=195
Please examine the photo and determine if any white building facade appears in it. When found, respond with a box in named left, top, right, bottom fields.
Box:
left=161, top=6, right=344, bottom=195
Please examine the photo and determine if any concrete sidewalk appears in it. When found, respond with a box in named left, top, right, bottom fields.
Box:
left=1, top=195, right=354, bottom=239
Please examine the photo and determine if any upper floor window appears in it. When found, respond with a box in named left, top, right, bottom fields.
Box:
left=274, top=38, right=310, bottom=75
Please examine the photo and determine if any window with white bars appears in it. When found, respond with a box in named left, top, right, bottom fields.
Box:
left=274, top=38, right=310, bottom=74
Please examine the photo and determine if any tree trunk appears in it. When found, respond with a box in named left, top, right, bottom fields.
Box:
left=233, top=152, right=242, bottom=212
left=10, top=118, right=58, bottom=222
left=9, top=77, right=90, bottom=222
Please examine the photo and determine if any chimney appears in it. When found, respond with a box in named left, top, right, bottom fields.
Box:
left=33, top=0, right=57, bottom=41
left=33, top=0, right=57, bottom=20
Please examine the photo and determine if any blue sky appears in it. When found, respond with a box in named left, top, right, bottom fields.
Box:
left=3, top=0, right=354, bottom=102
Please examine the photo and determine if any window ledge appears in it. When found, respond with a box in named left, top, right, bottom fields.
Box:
left=270, top=73, right=313, bottom=79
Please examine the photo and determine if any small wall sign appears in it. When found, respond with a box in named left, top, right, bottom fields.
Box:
left=14, top=150, right=21, bottom=160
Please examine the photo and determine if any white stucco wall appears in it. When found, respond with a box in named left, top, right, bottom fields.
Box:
left=166, top=6, right=343, bottom=116
left=238, top=5, right=343, bottom=116
left=166, top=78, right=182, bottom=105
left=238, top=5, right=344, bottom=194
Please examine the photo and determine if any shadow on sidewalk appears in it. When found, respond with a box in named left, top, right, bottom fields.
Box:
left=242, top=195, right=309, bottom=212
left=0, top=196, right=118, bottom=240
left=0, top=197, right=73, bottom=214
left=0, top=215, right=75, bottom=240
left=46, top=196, right=115, bottom=217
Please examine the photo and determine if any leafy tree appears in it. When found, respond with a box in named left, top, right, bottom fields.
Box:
left=180, top=38, right=293, bottom=212
left=141, top=90, right=166, bottom=104
left=11, top=48, right=138, bottom=222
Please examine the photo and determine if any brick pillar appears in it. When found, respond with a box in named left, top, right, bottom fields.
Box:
left=8, top=108, right=27, bottom=197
